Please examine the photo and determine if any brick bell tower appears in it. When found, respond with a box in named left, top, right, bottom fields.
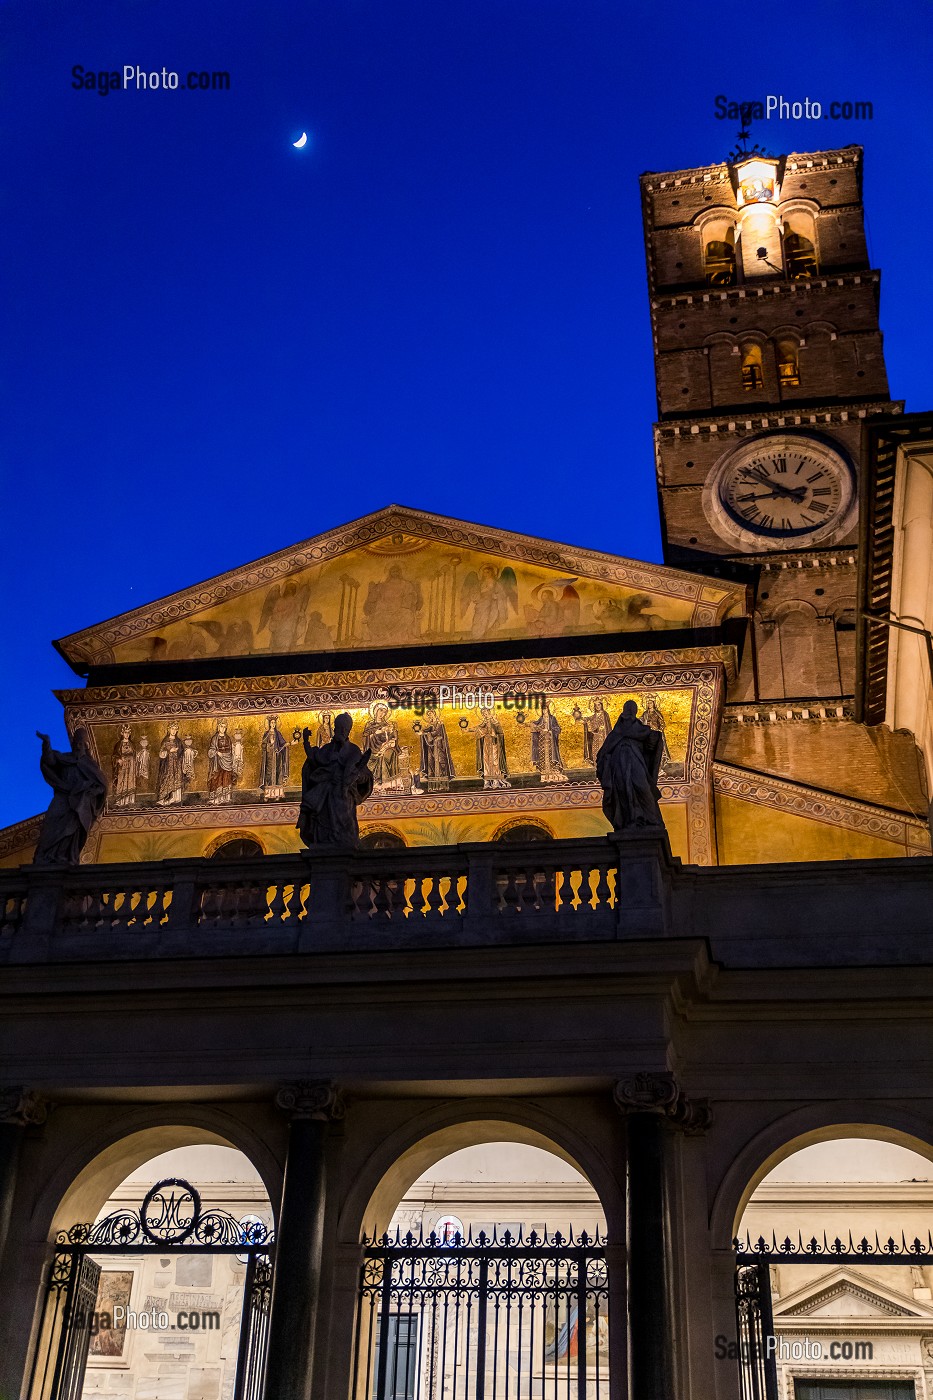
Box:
left=640, top=144, right=902, bottom=701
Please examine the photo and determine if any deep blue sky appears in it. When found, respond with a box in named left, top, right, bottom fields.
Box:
left=2, top=0, right=932, bottom=827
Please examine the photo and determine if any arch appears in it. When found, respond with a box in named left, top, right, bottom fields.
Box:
left=781, top=206, right=819, bottom=277
left=491, top=816, right=555, bottom=843
left=33, top=1104, right=282, bottom=1242
left=205, top=830, right=266, bottom=858
left=740, top=341, right=764, bottom=392
left=359, top=824, right=408, bottom=850
left=709, top=1105, right=933, bottom=1249
left=776, top=337, right=800, bottom=387
left=702, top=217, right=736, bottom=286
left=702, top=331, right=739, bottom=348
left=339, top=1100, right=623, bottom=1246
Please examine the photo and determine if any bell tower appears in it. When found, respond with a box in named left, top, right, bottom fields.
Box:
left=640, top=143, right=902, bottom=700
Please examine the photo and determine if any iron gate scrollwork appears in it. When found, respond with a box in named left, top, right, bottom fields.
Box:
left=734, top=1227, right=933, bottom=1400
left=28, top=1178, right=275, bottom=1400
left=353, top=1223, right=609, bottom=1400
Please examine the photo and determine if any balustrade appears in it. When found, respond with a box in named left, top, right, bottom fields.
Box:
left=0, top=835, right=675, bottom=960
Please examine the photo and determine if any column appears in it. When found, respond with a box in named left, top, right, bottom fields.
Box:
left=263, top=1081, right=343, bottom=1400
left=615, top=1073, right=711, bottom=1400
left=0, top=1087, right=48, bottom=1268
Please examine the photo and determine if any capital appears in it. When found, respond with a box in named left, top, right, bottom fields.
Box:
left=275, top=1080, right=344, bottom=1122
left=0, top=1087, right=50, bottom=1127
left=613, top=1072, right=711, bottom=1135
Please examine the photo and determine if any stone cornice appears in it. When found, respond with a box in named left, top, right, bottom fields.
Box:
left=655, top=401, right=902, bottom=438
left=651, top=270, right=881, bottom=311
left=712, top=761, right=931, bottom=849
left=55, top=505, right=743, bottom=666
left=640, top=147, right=861, bottom=195
left=56, top=652, right=735, bottom=711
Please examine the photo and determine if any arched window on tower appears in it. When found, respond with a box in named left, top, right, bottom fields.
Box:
left=741, top=343, right=764, bottom=393
left=783, top=216, right=818, bottom=279
left=704, top=229, right=736, bottom=286
left=776, top=338, right=800, bottom=388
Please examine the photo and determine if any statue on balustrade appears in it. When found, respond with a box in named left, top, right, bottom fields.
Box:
left=595, top=700, right=665, bottom=833
left=33, top=728, right=107, bottom=865
left=297, top=712, right=374, bottom=848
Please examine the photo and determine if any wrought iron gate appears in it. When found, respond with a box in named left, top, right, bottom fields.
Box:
left=353, top=1225, right=609, bottom=1400
left=29, top=1178, right=274, bottom=1400
left=734, top=1226, right=933, bottom=1400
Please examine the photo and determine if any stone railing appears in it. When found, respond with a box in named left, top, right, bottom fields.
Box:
left=4, top=836, right=933, bottom=967
left=0, top=836, right=674, bottom=963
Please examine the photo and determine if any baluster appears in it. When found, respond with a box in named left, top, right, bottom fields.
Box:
left=296, top=881, right=312, bottom=922
left=498, top=866, right=521, bottom=913
left=347, top=879, right=364, bottom=920
left=267, top=882, right=289, bottom=925
left=520, top=867, right=540, bottom=913
left=423, top=874, right=443, bottom=919
left=592, top=864, right=612, bottom=911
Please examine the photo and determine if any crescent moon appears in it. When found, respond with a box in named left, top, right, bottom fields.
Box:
left=292, top=132, right=308, bottom=149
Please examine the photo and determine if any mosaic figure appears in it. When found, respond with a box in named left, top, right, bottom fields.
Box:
left=259, top=716, right=290, bottom=801
left=524, top=578, right=580, bottom=635
left=419, top=704, right=454, bottom=792
left=33, top=728, right=107, bottom=866
left=529, top=701, right=568, bottom=783
left=156, top=724, right=185, bottom=806
left=574, top=698, right=613, bottom=767
left=232, top=728, right=245, bottom=780
left=259, top=580, right=312, bottom=653
left=207, top=721, right=236, bottom=805
left=181, top=736, right=198, bottom=792
left=136, top=736, right=151, bottom=788
left=363, top=701, right=407, bottom=794
left=297, top=712, right=373, bottom=848
left=315, top=712, right=334, bottom=747
left=302, top=611, right=333, bottom=650
left=460, top=565, right=518, bottom=638
left=596, top=700, right=664, bottom=832
left=363, top=565, right=423, bottom=645
left=641, top=695, right=673, bottom=775
left=110, top=725, right=137, bottom=807
left=473, top=711, right=511, bottom=789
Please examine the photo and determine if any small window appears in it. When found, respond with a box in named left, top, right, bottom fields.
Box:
left=741, top=343, right=764, bottom=392
left=776, top=338, right=800, bottom=387
left=784, top=228, right=818, bottom=279
left=704, top=235, right=736, bottom=287
left=209, top=837, right=264, bottom=860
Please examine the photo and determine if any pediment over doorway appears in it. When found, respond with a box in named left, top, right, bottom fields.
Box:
left=775, top=1268, right=933, bottom=1321
left=55, top=505, right=746, bottom=668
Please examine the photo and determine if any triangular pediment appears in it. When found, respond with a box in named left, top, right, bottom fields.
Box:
left=775, top=1268, right=933, bottom=1321
left=56, top=505, right=746, bottom=667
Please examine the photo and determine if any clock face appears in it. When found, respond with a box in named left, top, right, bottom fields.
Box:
left=706, top=435, right=856, bottom=551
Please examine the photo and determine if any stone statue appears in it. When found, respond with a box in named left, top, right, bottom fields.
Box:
left=595, top=700, right=665, bottom=832
left=33, top=728, right=107, bottom=865
left=296, top=712, right=374, bottom=848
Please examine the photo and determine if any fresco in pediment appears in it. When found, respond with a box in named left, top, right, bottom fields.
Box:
left=109, top=537, right=707, bottom=664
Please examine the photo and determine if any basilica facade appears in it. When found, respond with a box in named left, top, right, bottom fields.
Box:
left=1, top=143, right=932, bottom=1400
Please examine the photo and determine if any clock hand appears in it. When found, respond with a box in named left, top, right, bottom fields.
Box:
left=747, top=471, right=806, bottom=502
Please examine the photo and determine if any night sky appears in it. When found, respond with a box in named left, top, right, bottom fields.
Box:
left=2, top=0, right=932, bottom=829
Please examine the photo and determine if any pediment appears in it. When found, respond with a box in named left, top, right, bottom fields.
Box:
left=775, top=1268, right=932, bottom=1321
left=56, top=505, right=746, bottom=667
